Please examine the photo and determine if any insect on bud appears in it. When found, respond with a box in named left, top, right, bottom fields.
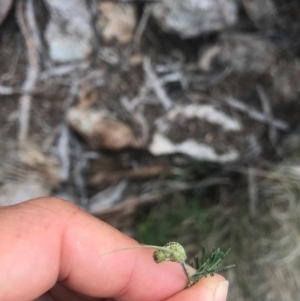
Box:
left=153, top=242, right=187, bottom=264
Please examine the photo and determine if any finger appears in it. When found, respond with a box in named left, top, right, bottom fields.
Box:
left=165, top=275, right=229, bottom=301
left=0, top=198, right=187, bottom=301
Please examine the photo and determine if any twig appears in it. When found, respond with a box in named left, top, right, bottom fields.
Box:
left=78, top=70, right=106, bottom=87
left=87, top=0, right=101, bottom=49
left=156, top=61, right=183, bottom=73
left=128, top=3, right=153, bottom=55
left=71, top=134, right=90, bottom=207
left=98, top=48, right=120, bottom=65
left=89, top=164, right=170, bottom=185
left=256, top=85, right=277, bottom=145
left=40, top=61, right=90, bottom=80
left=121, top=95, right=149, bottom=143
left=221, top=96, right=289, bottom=131
left=198, top=45, right=221, bottom=71
left=248, top=167, right=257, bottom=218
left=54, top=82, right=78, bottom=184
left=57, top=125, right=71, bottom=182
left=16, top=0, right=41, bottom=143
left=143, top=57, right=173, bottom=111
left=0, top=86, right=22, bottom=95
left=0, top=85, right=41, bottom=95
left=159, top=71, right=182, bottom=85
left=120, top=85, right=149, bottom=111
left=89, top=180, right=128, bottom=214
left=190, top=68, right=231, bottom=90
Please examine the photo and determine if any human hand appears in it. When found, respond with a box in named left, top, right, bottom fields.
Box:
left=0, top=197, right=229, bottom=301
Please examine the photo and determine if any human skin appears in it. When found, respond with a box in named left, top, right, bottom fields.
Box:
left=0, top=197, right=228, bottom=301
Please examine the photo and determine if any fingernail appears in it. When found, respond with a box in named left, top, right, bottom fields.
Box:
left=214, top=280, right=229, bottom=301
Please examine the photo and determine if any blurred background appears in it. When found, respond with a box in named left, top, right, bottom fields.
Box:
left=1, top=0, right=300, bottom=300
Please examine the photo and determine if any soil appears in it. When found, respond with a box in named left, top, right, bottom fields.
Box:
left=0, top=0, right=299, bottom=222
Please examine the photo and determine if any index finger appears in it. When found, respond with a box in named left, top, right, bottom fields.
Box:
left=0, top=197, right=226, bottom=301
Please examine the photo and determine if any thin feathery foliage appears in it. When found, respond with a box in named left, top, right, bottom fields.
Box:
left=188, top=247, right=235, bottom=286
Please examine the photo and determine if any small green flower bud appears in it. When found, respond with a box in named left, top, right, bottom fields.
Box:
left=153, top=242, right=187, bottom=263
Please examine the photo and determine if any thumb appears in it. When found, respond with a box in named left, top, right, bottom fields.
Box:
left=166, top=275, right=229, bottom=301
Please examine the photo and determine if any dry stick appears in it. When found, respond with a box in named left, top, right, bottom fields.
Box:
left=159, top=71, right=182, bottom=85
left=56, top=83, right=78, bottom=182
left=57, top=125, right=71, bottom=182
left=89, top=180, right=128, bottom=214
left=40, top=61, right=90, bottom=80
left=100, top=245, right=170, bottom=257
left=248, top=167, right=257, bottom=218
left=87, top=0, right=101, bottom=50
left=72, top=136, right=89, bottom=207
left=90, top=164, right=169, bottom=185
left=198, top=45, right=221, bottom=71
left=121, top=95, right=150, bottom=143
left=128, top=3, right=153, bottom=55
left=256, top=85, right=277, bottom=145
left=16, top=0, right=41, bottom=143
left=221, top=96, right=289, bottom=131
left=0, top=86, right=22, bottom=95
left=143, top=57, right=173, bottom=111
left=0, top=86, right=41, bottom=95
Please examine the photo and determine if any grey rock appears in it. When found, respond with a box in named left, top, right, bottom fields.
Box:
left=151, top=0, right=238, bottom=38
left=149, top=104, right=247, bottom=163
left=66, top=106, right=143, bottom=150
left=44, top=0, right=94, bottom=62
